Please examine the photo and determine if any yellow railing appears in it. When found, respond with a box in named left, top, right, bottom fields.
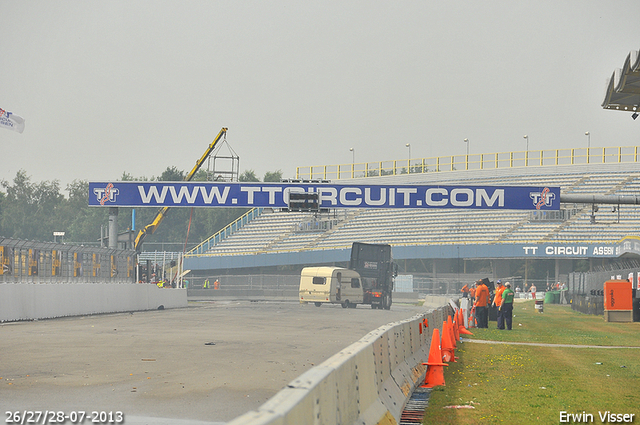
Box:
left=296, top=146, right=640, bottom=180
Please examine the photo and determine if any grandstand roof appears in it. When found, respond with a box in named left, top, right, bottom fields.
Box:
left=602, top=48, right=640, bottom=114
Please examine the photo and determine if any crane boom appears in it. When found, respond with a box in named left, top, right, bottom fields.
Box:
left=133, top=127, right=228, bottom=253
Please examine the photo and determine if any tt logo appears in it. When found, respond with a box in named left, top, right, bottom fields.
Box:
left=94, top=183, right=119, bottom=205
left=530, top=187, right=555, bottom=210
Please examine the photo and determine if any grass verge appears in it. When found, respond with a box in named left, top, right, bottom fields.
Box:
left=421, top=301, right=640, bottom=424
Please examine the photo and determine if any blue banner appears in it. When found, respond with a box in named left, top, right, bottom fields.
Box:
left=89, top=182, right=560, bottom=210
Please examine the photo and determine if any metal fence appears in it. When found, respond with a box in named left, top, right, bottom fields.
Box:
left=567, top=261, right=640, bottom=315
left=0, top=237, right=136, bottom=283
left=184, top=273, right=559, bottom=295
left=568, top=261, right=640, bottom=295
left=296, top=146, right=640, bottom=180
left=186, top=274, right=300, bottom=291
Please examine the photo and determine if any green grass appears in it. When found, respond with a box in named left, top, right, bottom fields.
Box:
left=422, top=301, right=640, bottom=424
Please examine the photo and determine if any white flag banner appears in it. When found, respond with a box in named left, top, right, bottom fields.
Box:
left=0, top=108, right=25, bottom=133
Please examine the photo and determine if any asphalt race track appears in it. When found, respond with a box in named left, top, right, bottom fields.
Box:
left=1, top=300, right=428, bottom=424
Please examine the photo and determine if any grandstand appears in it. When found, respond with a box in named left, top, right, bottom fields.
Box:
left=183, top=148, right=640, bottom=285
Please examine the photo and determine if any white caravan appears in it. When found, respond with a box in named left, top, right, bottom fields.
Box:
left=299, top=267, right=363, bottom=308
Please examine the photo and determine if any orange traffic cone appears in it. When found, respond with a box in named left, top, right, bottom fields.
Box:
left=459, top=323, right=474, bottom=335
left=448, top=319, right=459, bottom=360
left=450, top=315, right=460, bottom=343
left=456, top=309, right=473, bottom=336
left=420, top=328, right=448, bottom=388
left=468, top=305, right=477, bottom=328
left=441, top=320, right=456, bottom=362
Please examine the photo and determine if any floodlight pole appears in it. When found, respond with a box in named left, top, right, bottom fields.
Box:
left=349, top=147, right=355, bottom=178
left=523, top=135, right=529, bottom=166
left=585, top=131, right=591, bottom=164
left=464, top=139, right=469, bottom=170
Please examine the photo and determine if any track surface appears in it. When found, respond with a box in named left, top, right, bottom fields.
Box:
left=1, top=300, right=427, bottom=423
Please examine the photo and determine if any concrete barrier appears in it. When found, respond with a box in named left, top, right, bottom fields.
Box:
left=0, top=283, right=187, bottom=322
left=228, top=302, right=455, bottom=425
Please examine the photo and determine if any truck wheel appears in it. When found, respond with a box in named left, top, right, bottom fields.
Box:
left=371, top=304, right=377, bottom=309
left=342, top=301, right=349, bottom=308
left=315, top=302, right=322, bottom=307
left=384, top=295, right=392, bottom=310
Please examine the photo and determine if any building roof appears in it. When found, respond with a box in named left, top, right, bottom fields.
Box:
left=602, top=49, right=640, bottom=115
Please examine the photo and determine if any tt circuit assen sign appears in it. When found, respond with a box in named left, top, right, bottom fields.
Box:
left=89, top=182, right=559, bottom=211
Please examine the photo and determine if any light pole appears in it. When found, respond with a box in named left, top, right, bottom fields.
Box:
left=405, top=143, right=411, bottom=173
left=349, top=147, right=355, bottom=178
left=523, top=135, right=529, bottom=166
left=405, top=143, right=411, bottom=159
left=464, top=138, right=470, bottom=170
left=585, top=131, right=590, bottom=163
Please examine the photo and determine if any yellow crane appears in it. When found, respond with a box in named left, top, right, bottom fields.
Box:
left=133, top=127, right=228, bottom=253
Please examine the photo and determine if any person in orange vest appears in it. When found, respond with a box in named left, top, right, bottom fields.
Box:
left=474, top=280, right=490, bottom=328
left=460, top=284, right=469, bottom=298
left=213, top=279, right=220, bottom=290
left=493, top=280, right=506, bottom=329
left=469, top=283, right=476, bottom=303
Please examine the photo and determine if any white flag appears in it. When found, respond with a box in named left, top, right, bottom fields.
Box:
left=0, top=108, right=25, bottom=133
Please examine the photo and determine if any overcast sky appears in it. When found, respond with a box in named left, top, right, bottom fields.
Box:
left=1, top=1, right=638, bottom=190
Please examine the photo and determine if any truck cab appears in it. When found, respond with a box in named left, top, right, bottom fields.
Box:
left=350, top=242, right=396, bottom=310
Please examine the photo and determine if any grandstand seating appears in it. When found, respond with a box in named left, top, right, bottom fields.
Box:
left=196, top=165, right=640, bottom=255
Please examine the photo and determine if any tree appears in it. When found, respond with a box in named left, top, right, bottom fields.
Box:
left=239, top=170, right=259, bottom=182
left=192, top=169, right=208, bottom=182
left=0, top=170, right=65, bottom=241
left=159, top=166, right=185, bottom=181
left=263, top=170, right=283, bottom=182
left=61, top=180, right=108, bottom=243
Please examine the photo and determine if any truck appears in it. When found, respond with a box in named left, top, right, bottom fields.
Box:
left=299, top=266, right=363, bottom=308
left=349, top=242, right=397, bottom=310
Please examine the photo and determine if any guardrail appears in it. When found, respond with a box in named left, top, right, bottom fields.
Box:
left=296, top=146, right=640, bottom=180
left=0, top=237, right=136, bottom=283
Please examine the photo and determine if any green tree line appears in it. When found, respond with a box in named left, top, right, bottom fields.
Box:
left=0, top=168, right=282, bottom=251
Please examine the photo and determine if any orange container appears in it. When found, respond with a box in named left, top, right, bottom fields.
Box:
left=603, top=280, right=633, bottom=311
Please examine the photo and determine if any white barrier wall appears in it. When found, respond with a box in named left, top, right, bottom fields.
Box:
left=228, top=304, right=452, bottom=425
left=0, top=283, right=187, bottom=322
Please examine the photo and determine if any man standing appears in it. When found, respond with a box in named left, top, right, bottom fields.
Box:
left=500, top=282, right=515, bottom=330
left=493, top=280, right=505, bottom=329
left=474, top=280, right=490, bottom=328
left=461, top=284, right=469, bottom=298
left=529, top=283, right=537, bottom=300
